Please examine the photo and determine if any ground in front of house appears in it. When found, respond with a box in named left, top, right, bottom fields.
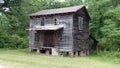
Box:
left=0, top=49, right=119, bottom=68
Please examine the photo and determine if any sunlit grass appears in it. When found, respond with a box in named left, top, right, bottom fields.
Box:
left=0, top=49, right=119, bottom=68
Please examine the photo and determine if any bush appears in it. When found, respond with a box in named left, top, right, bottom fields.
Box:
left=91, top=50, right=120, bottom=58
left=90, top=50, right=120, bottom=64
left=0, top=33, right=28, bottom=49
left=62, top=51, right=68, bottom=56
left=98, top=37, right=120, bottom=51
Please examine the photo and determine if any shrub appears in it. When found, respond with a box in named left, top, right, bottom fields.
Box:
left=62, top=51, right=68, bottom=56
left=0, top=33, right=28, bottom=49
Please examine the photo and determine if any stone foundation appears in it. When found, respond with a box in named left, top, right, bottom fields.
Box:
left=30, top=49, right=89, bottom=56
left=69, top=51, right=74, bottom=57
left=37, top=48, right=40, bottom=53
left=46, top=50, right=50, bottom=55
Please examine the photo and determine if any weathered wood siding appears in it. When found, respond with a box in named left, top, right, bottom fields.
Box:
left=29, top=19, right=42, bottom=50
left=29, top=19, right=36, bottom=50
left=29, top=14, right=73, bottom=51
left=73, top=8, right=90, bottom=51
left=59, top=15, right=73, bottom=51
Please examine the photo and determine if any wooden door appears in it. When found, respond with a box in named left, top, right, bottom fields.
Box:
left=44, top=31, right=54, bottom=47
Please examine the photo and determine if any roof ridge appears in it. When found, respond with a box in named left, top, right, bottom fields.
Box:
left=40, top=5, right=84, bottom=11
left=30, top=5, right=85, bottom=16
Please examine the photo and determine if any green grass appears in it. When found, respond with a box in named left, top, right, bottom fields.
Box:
left=0, top=49, right=120, bottom=68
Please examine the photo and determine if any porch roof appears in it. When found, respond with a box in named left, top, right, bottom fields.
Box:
left=26, top=25, right=64, bottom=31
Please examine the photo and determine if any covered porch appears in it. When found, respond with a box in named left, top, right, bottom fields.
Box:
left=27, top=25, right=64, bottom=55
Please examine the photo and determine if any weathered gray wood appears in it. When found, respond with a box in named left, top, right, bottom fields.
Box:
left=59, top=15, right=73, bottom=52
left=29, top=30, right=36, bottom=49
left=29, top=7, right=90, bottom=56
left=73, top=8, right=90, bottom=53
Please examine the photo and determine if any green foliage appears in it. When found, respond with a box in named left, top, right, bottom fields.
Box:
left=62, top=51, right=68, bottom=56
left=11, top=34, right=28, bottom=48
left=92, top=50, right=120, bottom=60
left=87, top=0, right=120, bottom=51
left=0, top=0, right=120, bottom=52
left=0, top=33, right=28, bottom=49
left=0, top=13, right=9, bottom=32
left=99, top=5, right=120, bottom=51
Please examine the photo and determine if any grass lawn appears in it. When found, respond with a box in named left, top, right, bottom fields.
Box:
left=0, top=49, right=119, bottom=68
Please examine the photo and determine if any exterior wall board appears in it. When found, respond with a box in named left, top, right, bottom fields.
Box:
left=59, top=15, right=73, bottom=51
left=73, top=9, right=90, bottom=51
left=29, top=15, right=74, bottom=52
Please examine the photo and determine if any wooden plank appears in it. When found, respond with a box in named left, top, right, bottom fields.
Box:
left=73, top=9, right=90, bottom=52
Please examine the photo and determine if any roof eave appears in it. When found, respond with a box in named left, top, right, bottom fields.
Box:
left=30, top=12, right=75, bottom=18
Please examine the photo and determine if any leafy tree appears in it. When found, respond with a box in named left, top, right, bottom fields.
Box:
left=0, top=0, right=120, bottom=51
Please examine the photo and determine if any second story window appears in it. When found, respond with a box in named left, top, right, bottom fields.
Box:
left=55, top=18, right=57, bottom=25
left=41, top=18, right=44, bottom=26
left=78, top=17, right=83, bottom=30
left=54, top=17, right=59, bottom=25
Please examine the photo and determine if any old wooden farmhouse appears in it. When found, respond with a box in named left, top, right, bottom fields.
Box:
left=27, top=5, right=90, bottom=56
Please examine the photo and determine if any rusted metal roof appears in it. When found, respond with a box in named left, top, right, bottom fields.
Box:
left=31, top=5, right=85, bottom=16
left=26, top=25, right=64, bottom=31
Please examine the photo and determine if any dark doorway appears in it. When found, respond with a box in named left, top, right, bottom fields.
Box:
left=44, top=31, right=54, bottom=47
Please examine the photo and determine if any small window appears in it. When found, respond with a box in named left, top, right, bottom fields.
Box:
left=35, top=32, right=39, bottom=41
left=78, top=17, right=83, bottom=30
left=55, top=18, right=57, bottom=25
left=54, top=17, right=59, bottom=25
left=41, top=18, right=44, bottom=26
